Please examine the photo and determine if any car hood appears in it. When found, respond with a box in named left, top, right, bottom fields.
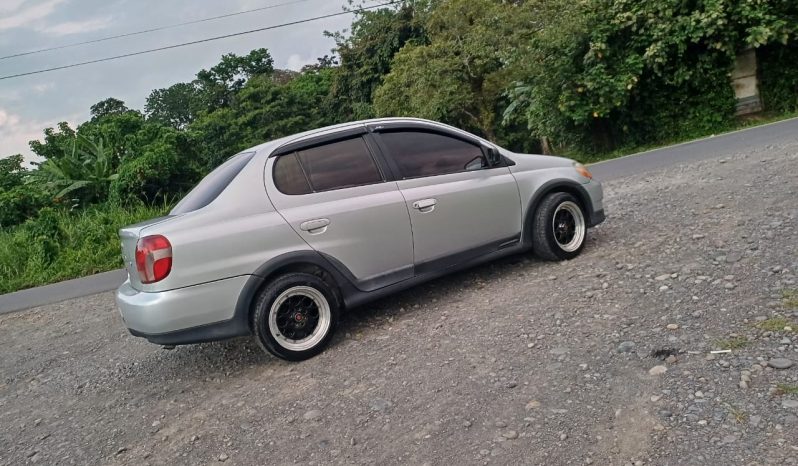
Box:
left=504, top=152, right=574, bottom=172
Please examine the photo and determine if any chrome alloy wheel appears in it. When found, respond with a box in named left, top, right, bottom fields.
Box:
left=268, top=286, right=331, bottom=352
left=552, top=201, right=586, bottom=253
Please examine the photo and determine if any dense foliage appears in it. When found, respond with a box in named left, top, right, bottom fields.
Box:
left=504, top=0, right=798, bottom=152
left=374, top=0, right=523, bottom=141
left=0, top=203, right=170, bottom=294
left=759, top=44, right=798, bottom=113
left=0, top=155, right=47, bottom=228
left=0, top=0, right=796, bottom=291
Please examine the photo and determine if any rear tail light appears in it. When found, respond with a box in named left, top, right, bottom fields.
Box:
left=135, top=235, right=172, bottom=284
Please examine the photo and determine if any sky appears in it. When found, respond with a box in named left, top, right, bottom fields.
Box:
left=0, top=0, right=360, bottom=161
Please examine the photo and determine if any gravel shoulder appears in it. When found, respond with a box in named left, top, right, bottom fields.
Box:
left=1, top=143, right=797, bottom=465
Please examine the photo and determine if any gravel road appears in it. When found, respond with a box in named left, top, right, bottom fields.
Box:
left=2, top=142, right=797, bottom=465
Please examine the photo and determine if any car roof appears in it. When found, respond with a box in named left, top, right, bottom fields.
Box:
left=243, top=117, right=487, bottom=157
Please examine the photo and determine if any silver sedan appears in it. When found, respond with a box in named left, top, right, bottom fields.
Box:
left=116, top=118, right=605, bottom=360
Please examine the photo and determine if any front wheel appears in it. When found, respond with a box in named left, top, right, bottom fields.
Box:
left=252, top=273, right=340, bottom=361
left=531, top=192, right=587, bottom=261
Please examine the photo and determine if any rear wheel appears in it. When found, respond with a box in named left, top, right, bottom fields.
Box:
left=532, top=192, right=587, bottom=261
left=252, top=273, right=339, bottom=361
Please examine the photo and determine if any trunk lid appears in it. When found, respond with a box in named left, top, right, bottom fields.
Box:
left=119, top=216, right=174, bottom=290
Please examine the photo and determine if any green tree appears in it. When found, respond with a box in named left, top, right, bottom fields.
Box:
left=32, top=103, right=146, bottom=165
left=29, top=122, right=77, bottom=162
left=90, top=98, right=130, bottom=120
left=329, top=1, right=430, bottom=120
left=374, top=0, right=524, bottom=140
left=301, top=55, right=338, bottom=73
left=190, top=66, right=337, bottom=171
left=505, top=0, right=798, bottom=152
left=196, top=48, right=275, bottom=111
left=113, top=124, right=199, bottom=204
left=0, top=154, right=26, bottom=191
left=82, top=110, right=147, bottom=161
left=145, top=82, right=204, bottom=129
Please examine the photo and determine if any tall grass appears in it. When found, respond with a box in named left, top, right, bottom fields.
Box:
left=0, top=202, right=171, bottom=294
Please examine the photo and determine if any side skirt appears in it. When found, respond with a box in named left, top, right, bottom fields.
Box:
left=342, top=240, right=528, bottom=310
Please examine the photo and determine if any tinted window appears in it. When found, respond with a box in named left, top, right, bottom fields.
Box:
left=380, top=131, right=485, bottom=178
left=273, top=153, right=311, bottom=195
left=296, top=137, right=382, bottom=192
left=171, top=151, right=255, bottom=214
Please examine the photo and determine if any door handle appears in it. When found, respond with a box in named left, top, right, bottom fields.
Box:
left=300, top=218, right=330, bottom=234
left=412, top=198, right=437, bottom=213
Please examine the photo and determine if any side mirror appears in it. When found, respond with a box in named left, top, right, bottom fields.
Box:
left=483, top=146, right=502, bottom=167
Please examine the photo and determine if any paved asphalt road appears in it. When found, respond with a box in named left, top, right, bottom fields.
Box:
left=0, top=269, right=127, bottom=315
left=589, top=116, right=798, bottom=181
left=1, top=116, right=796, bottom=315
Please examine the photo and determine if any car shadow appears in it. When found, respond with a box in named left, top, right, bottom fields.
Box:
left=340, top=252, right=536, bottom=326
left=338, top=229, right=608, bottom=333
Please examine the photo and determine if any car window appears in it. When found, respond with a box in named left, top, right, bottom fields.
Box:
left=171, top=151, right=255, bottom=214
left=273, top=153, right=312, bottom=195
left=295, top=137, right=382, bottom=192
left=380, top=131, right=485, bottom=178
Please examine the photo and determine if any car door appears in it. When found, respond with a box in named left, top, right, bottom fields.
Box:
left=374, top=128, right=522, bottom=273
left=265, top=135, right=414, bottom=291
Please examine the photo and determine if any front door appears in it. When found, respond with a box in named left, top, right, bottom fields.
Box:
left=375, top=130, right=522, bottom=272
left=265, top=136, right=414, bottom=291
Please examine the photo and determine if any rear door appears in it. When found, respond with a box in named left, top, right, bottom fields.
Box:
left=373, top=128, right=522, bottom=272
left=265, top=135, right=414, bottom=291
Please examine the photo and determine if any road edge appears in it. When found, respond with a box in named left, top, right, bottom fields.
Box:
left=0, top=269, right=127, bottom=315
left=588, top=115, right=798, bottom=167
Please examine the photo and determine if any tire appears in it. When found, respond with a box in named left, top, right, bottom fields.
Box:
left=251, top=273, right=340, bottom=361
left=531, top=192, right=587, bottom=261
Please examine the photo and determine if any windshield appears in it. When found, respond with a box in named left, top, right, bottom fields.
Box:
left=170, top=151, right=255, bottom=215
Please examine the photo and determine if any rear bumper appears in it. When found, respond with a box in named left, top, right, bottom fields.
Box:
left=116, top=275, right=251, bottom=345
left=127, top=320, right=250, bottom=346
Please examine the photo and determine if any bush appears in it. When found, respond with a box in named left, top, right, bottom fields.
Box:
left=0, top=185, right=49, bottom=229
left=503, top=0, right=798, bottom=156
left=612, top=59, right=737, bottom=150
left=0, top=154, right=50, bottom=228
left=113, top=129, right=199, bottom=204
left=759, top=45, right=798, bottom=114
left=0, top=202, right=171, bottom=294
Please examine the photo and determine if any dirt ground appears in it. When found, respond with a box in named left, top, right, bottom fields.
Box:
left=1, top=141, right=797, bottom=465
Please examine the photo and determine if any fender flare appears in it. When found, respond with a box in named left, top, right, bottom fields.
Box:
left=232, top=251, right=357, bottom=331
left=522, top=179, right=596, bottom=246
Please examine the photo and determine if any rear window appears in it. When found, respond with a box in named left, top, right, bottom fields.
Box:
left=171, top=151, right=255, bottom=214
left=273, top=153, right=312, bottom=195
left=273, top=137, right=383, bottom=194
left=298, top=137, right=382, bottom=191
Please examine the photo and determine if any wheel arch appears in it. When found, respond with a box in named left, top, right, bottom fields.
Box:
left=522, top=180, right=594, bottom=246
left=234, top=251, right=353, bottom=332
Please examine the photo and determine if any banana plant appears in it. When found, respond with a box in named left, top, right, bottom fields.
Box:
left=35, top=136, right=119, bottom=205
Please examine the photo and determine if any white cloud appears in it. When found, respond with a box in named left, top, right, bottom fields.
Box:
left=0, top=0, right=30, bottom=14
left=285, top=53, right=315, bottom=71
left=32, top=83, right=55, bottom=94
left=0, top=0, right=67, bottom=31
left=0, top=108, right=79, bottom=162
left=40, top=15, right=113, bottom=36
left=0, top=109, right=38, bottom=161
left=0, top=109, right=22, bottom=128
